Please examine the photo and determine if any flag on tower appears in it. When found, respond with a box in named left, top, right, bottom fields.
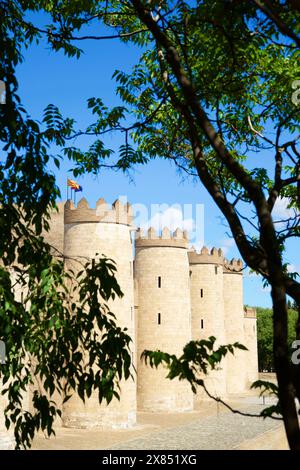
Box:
left=67, top=179, right=82, bottom=192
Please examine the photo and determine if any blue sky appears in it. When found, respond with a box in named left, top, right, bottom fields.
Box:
left=14, top=17, right=300, bottom=308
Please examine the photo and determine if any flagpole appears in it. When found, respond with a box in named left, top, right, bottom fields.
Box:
left=67, top=179, right=82, bottom=204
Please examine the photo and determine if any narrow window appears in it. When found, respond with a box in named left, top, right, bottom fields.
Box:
left=158, top=276, right=161, bottom=288
left=200, top=289, right=203, bottom=298
left=201, top=319, right=204, bottom=329
left=158, top=313, right=161, bottom=325
left=131, top=306, right=133, bottom=321
left=215, top=266, right=218, bottom=275
left=21, top=291, right=24, bottom=303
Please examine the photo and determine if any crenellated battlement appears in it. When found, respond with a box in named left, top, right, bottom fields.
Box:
left=244, top=306, right=257, bottom=318
left=64, top=197, right=134, bottom=225
left=188, top=246, right=224, bottom=265
left=6, top=193, right=258, bottom=428
left=223, top=257, right=243, bottom=274
left=135, top=227, right=189, bottom=249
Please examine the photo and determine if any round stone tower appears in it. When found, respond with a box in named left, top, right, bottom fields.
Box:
left=62, top=197, right=136, bottom=428
left=135, top=227, right=193, bottom=412
left=243, top=307, right=258, bottom=386
left=223, top=258, right=247, bottom=394
left=0, top=393, right=14, bottom=449
left=188, top=247, right=227, bottom=404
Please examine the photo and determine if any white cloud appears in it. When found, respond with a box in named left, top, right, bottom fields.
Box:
left=272, top=197, right=297, bottom=221
left=219, top=238, right=235, bottom=256
left=133, top=202, right=204, bottom=247
left=141, top=206, right=194, bottom=232
left=287, top=264, right=300, bottom=275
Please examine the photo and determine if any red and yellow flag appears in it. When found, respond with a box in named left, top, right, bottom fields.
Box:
left=67, top=179, right=81, bottom=191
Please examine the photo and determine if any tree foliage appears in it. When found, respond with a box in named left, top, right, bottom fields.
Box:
left=0, top=0, right=134, bottom=449
left=142, top=336, right=248, bottom=394
left=257, top=307, right=298, bottom=371
left=1, top=0, right=300, bottom=449
left=1, top=255, right=133, bottom=449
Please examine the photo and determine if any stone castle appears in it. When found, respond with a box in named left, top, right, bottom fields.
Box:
left=0, top=196, right=258, bottom=444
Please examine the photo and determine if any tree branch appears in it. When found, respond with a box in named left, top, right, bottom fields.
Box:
left=15, top=16, right=148, bottom=42
left=131, top=0, right=300, bottom=448
left=247, top=115, right=275, bottom=147
left=130, top=0, right=266, bottom=212
left=201, top=381, right=282, bottom=421
left=252, top=0, right=300, bottom=48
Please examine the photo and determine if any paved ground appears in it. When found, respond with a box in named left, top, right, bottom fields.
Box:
left=110, top=403, right=283, bottom=450
left=32, top=396, right=287, bottom=450
left=235, top=425, right=287, bottom=450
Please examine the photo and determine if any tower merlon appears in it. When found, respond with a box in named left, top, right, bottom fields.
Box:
left=188, top=246, right=224, bottom=265
left=64, top=197, right=134, bottom=225
left=135, top=226, right=189, bottom=249
left=244, top=306, right=257, bottom=318
left=223, top=258, right=243, bottom=274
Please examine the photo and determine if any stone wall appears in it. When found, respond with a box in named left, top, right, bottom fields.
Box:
left=223, top=260, right=247, bottom=394
left=189, top=247, right=227, bottom=403
left=62, top=198, right=136, bottom=428
left=0, top=196, right=259, bottom=444
left=243, top=308, right=259, bottom=386
left=135, top=228, right=193, bottom=411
